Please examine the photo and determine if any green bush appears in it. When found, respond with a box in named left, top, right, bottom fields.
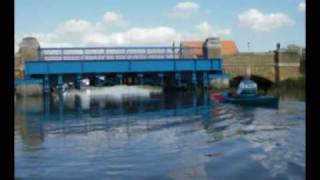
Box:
left=268, top=76, right=305, bottom=101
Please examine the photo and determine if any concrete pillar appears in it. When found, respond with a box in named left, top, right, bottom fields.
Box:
left=158, top=73, right=164, bottom=86
left=43, top=75, right=49, bottom=94
left=75, top=74, right=82, bottom=90
left=138, top=74, right=144, bottom=85
left=117, top=74, right=123, bottom=85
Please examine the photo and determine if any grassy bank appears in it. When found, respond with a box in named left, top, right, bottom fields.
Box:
left=15, top=84, right=43, bottom=97
left=268, top=76, right=305, bottom=101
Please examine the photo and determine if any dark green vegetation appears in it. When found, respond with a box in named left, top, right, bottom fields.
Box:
left=268, top=76, right=305, bottom=101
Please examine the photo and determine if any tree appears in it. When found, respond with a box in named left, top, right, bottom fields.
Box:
left=286, top=44, right=303, bottom=55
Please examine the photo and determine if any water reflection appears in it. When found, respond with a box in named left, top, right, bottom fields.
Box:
left=15, top=96, right=45, bottom=149
left=15, top=114, right=44, bottom=149
left=14, top=87, right=305, bottom=179
left=46, top=90, right=215, bottom=136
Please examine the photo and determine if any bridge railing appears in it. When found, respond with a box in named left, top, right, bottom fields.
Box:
left=38, top=46, right=203, bottom=61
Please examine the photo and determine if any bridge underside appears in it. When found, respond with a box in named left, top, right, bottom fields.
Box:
left=224, top=64, right=278, bottom=82
left=24, top=58, right=223, bottom=92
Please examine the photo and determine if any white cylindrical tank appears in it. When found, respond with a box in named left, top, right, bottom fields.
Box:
left=18, top=37, right=40, bottom=61
left=203, top=37, right=221, bottom=58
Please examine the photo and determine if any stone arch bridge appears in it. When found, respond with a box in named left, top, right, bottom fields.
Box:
left=222, top=52, right=303, bottom=83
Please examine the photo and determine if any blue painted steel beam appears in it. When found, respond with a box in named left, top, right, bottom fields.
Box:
left=25, top=59, right=222, bottom=76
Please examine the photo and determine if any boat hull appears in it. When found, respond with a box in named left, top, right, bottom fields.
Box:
left=222, top=94, right=279, bottom=108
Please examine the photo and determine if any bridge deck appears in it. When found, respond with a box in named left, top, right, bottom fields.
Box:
left=20, top=47, right=224, bottom=90
left=25, top=46, right=222, bottom=76
left=25, top=58, right=222, bottom=76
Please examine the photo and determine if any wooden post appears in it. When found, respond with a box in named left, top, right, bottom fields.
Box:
left=274, top=43, right=280, bottom=83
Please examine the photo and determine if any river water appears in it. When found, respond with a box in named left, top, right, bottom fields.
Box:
left=15, top=86, right=305, bottom=180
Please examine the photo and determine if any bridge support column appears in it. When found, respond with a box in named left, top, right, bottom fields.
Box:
left=89, top=76, right=96, bottom=86
left=138, top=74, right=144, bottom=85
left=95, top=75, right=100, bottom=86
left=202, top=72, right=208, bottom=88
left=117, top=74, right=123, bottom=85
left=57, top=75, right=64, bottom=93
left=203, top=89, right=209, bottom=106
left=43, top=75, right=49, bottom=94
left=75, top=74, right=82, bottom=90
left=192, top=72, right=197, bottom=87
left=58, top=91, right=64, bottom=121
left=175, top=73, right=181, bottom=88
left=158, top=73, right=164, bottom=86
left=44, top=93, right=51, bottom=120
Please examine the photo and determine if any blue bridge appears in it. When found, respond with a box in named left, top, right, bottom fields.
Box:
left=22, top=46, right=224, bottom=93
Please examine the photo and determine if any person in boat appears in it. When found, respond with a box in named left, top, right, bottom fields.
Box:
left=235, top=74, right=258, bottom=96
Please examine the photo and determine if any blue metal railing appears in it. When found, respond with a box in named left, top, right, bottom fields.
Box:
left=38, top=46, right=203, bottom=61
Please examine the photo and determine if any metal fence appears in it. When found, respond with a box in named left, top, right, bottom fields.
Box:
left=38, top=46, right=203, bottom=61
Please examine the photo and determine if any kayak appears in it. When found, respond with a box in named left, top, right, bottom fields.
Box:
left=211, top=92, right=279, bottom=108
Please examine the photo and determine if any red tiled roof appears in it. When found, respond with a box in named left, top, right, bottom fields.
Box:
left=180, top=40, right=239, bottom=56
left=221, top=41, right=239, bottom=55
left=180, top=41, right=203, bottom=57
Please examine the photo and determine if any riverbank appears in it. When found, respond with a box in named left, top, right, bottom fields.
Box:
left=14, top=76, right=305, bottom=102
left=15, top=84, right=43, bottom=97
left=213, top=76, right=305, bottom=101
left=268, top=76, right=305, bottom=101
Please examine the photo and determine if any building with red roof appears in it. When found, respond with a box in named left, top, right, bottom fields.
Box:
left=180, top=40, right=239, bottom=58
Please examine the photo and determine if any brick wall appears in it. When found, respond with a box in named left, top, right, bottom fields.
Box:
left=222, top=52, right=302, bottom=82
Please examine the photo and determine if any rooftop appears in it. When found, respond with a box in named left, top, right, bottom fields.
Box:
left=180, top=40, right=239, bottom=57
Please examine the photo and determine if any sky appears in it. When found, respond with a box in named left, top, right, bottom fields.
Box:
left=14, top=0, right=305, bottom=52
